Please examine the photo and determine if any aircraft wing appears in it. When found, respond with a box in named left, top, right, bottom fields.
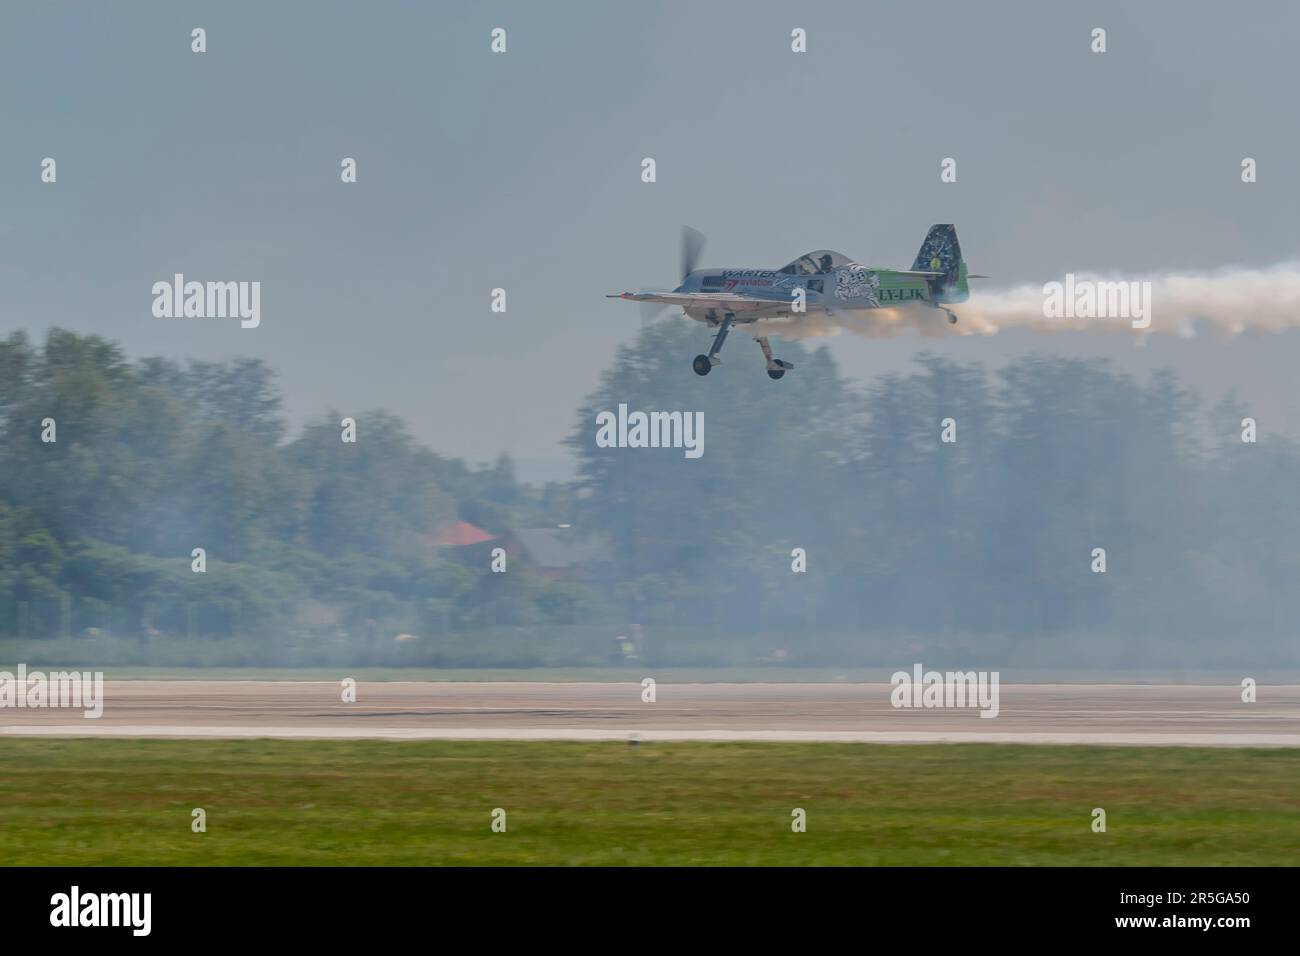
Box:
left=607, top=291, right=791, bottom=315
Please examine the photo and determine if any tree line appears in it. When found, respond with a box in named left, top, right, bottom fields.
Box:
left=0, top=323, right=1294, bottom=668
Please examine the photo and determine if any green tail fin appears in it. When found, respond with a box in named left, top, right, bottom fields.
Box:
left=912, top=224, right=968, bottom=303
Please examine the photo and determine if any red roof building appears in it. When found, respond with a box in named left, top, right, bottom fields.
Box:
left=432, top=521, right=497, bottom=548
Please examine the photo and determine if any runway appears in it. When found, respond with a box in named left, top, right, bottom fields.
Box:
left=2, top=681, right=1298, bottom=746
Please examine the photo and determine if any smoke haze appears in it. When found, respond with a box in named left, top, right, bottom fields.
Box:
left=762, top=265, right=1300, bottom=341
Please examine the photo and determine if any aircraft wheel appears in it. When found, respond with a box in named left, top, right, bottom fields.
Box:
left=692, top=355, right=712, bottom=376
left=947, top=311, right=958, bottom=324
left=767, top=368, right=786, bottom=380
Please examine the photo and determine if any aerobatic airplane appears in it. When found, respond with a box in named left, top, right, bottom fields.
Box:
left=609, top=224, right=984, bottom=379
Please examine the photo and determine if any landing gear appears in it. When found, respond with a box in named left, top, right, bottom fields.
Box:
left=756, top=336, right=793, bottom=381
left=942, top=307, right=958, bottom=324
left=693, top=319, right=794, bottom=380
left=693, top=312, right=734, bottom=375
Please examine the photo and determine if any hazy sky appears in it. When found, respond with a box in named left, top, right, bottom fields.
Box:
left=4, top=0, right=1299, bottom=480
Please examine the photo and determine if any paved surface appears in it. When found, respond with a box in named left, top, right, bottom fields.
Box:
left=2, top=681, right=1298, bottom=746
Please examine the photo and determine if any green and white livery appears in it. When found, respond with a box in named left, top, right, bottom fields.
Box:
left=610, top=224, right=984, bottom=379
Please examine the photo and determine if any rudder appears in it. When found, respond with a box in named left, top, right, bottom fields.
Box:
left=912, top=224, right=968, bottom=303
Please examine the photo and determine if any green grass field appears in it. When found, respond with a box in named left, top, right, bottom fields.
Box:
left=2, top=739, right=1297, bottom=865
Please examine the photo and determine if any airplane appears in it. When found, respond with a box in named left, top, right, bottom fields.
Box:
left=609, top=224, right=984, bottom=379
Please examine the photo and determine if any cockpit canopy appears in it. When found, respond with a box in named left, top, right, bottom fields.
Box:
left=778, top=250, right=853, bottom=276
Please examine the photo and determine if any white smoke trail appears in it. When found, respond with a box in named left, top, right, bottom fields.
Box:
left=757, top=264, right=1300, bottom=341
